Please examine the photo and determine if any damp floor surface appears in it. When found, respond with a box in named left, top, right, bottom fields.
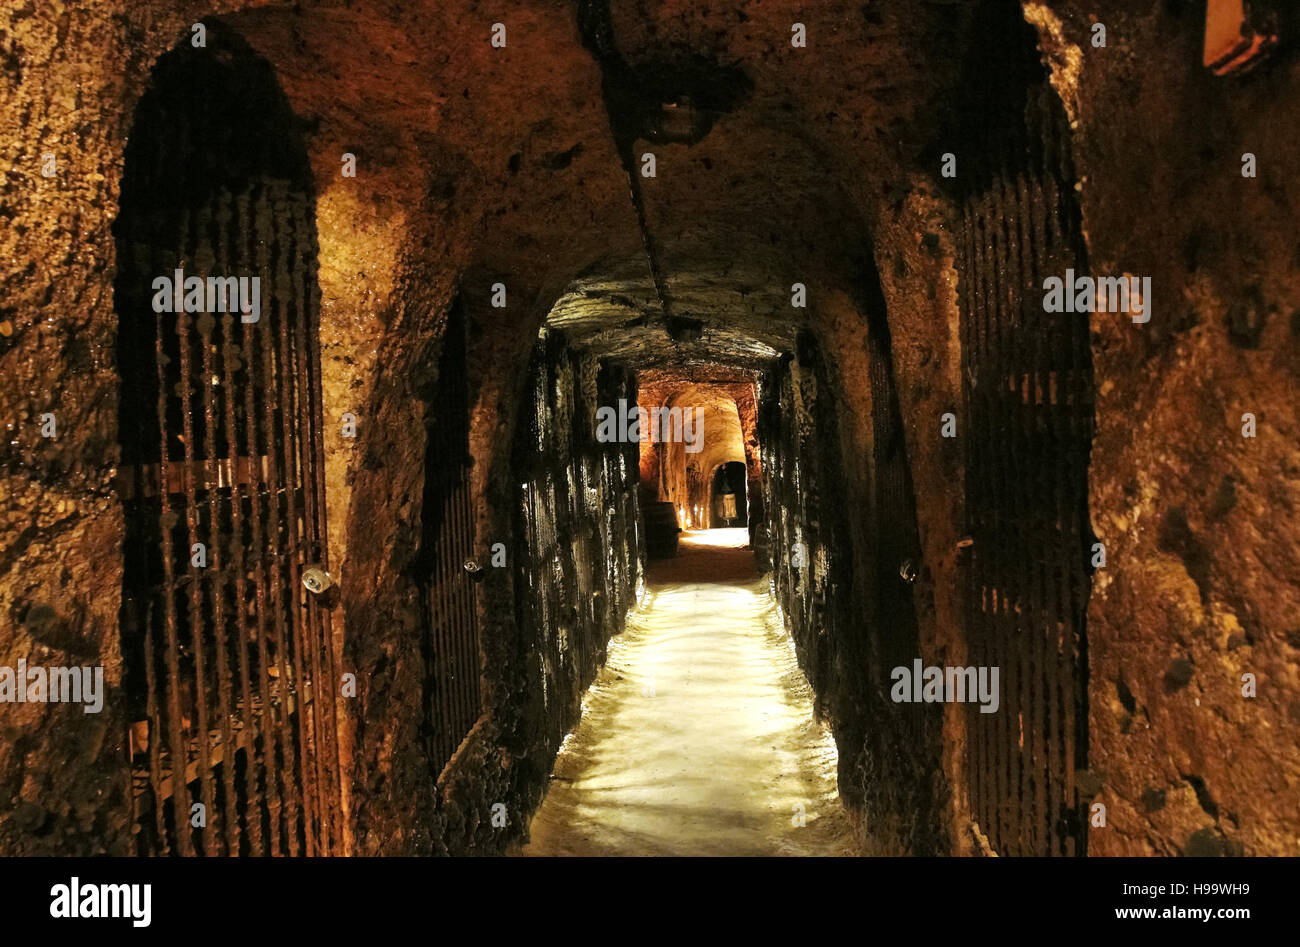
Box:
left=518, top=528, right=853, bottom=856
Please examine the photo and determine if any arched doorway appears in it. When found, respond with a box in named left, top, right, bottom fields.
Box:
left=113, top=25, right=342, bottom=856
left=710, top=461, right=748, bottom=527
left=414, top=296, right=483, bottom=781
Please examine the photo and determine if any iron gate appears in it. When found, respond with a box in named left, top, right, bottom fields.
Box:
left=416, top=299, right=483, bottom=779
left=115, top=32, right=343, bottom=856
left=955, top=41, right=1094, bottom=856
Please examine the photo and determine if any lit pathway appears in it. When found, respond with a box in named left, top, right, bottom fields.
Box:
left=519, top=528, right=853, bottom=856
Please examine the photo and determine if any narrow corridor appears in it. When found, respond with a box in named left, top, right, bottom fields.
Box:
left=520, top=529, right=851, bottom=857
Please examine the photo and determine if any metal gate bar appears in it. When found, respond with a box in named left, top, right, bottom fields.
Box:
left=420, top=301, right=483, bottom=779
left=117, top=35, right=343, bottom=856
left=957, top=72, right=1093, bottom=856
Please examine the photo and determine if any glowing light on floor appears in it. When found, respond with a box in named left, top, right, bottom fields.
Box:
left=519, top=528, right=850, bottom=856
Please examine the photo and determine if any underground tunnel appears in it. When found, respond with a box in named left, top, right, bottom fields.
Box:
left=1, top=0, right=1299, bottom=894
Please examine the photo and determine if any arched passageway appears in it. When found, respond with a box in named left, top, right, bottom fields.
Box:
left=5, top=0, right=1298, bottom=869
left=711, top=461, right=748, bottom=528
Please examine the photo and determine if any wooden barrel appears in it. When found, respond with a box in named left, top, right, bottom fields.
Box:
left=643, top=501, right=681, bottom=559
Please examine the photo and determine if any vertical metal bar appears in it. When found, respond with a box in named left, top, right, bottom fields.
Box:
left=424, top=481, right=446, bottom=769
left=988, top=180, right=1013, bottom=855
left=971, top=188, right=998, bottom=852
left=1021, top=170, right=1049, bottom=859
left=270, top=182, right=315, bottom=855
left=458, top=464, right=480, bottom=728
left=446, top=477, right=463, bottom=766
left=152, top=274, right=189, bottom=856
left=194, top=199, right=240, bottom=856
left=148, top=92, right=189, bottom=859
left=1024, top=167, right=1051, bottom=857
left=432, top=485, right=457, bottom=769
left=1044, top=109, right=1065, bottom=848
left=256, top=184, right=302, bottom=856
left=448, top=470, right=468, bottom=750
left=141, top=620, right=168, bottom=855
left=241, top=185, right=285, bottom=856
left=958, top=199, right=980, bottom=842
left=428, top=481, right=449, bottom=770
left=1039, top=170, right=1065, bottom=855
left=286, top=195, right=330, bottom=852
left=962, top=200, right=980, bottom=843
left=132, top=229, right=171, bottom=857
left=174, top=205, right=215, bottom=857
left=997, top=166, right=1027, bottom=856
left=215, top=187, right=264, bottom=855
left=967, top=195, right=989, bottom=846
left=449, top=469, right=468, bottom=748
left=303, top=261, right=344, bottom=852
left=984, top=173, right=1008, bottom=852
left=1051, top=153, right=1084, bottom=857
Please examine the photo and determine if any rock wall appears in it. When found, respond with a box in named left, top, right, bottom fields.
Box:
left=509, top=338, right=642, bottom=820
left=1031, top=0, right=1300, bottom=857
left=758, top=326, right=949, bottom=856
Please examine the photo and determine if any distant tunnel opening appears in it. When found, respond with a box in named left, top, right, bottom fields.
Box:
left=711, top=461, right=748, bottom=528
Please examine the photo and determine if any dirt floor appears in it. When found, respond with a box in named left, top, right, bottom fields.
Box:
left=518, top=528, right=854, bottom=856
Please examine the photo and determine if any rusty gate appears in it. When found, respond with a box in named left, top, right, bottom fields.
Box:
left=114, top=31, right=343, bottom=856
left=416, top=298, right=483, bottom=779
left=954, top=14, right=1095, bottom=857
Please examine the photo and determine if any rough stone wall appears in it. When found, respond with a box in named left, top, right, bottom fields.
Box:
left=508, top=338, right=642, bottom=838
left=865, top=195, right=972, bottom=852
left=1030, top=1, right=1300, bottom=857
left=758, top=331, right=949, bottom=856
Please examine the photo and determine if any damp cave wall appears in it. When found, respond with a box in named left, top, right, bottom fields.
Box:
left=511, top=337, right=642, bottom=793
left=1024, top=0, right=1300, bottom=857
left=757, top=336, right=950, bottom=857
